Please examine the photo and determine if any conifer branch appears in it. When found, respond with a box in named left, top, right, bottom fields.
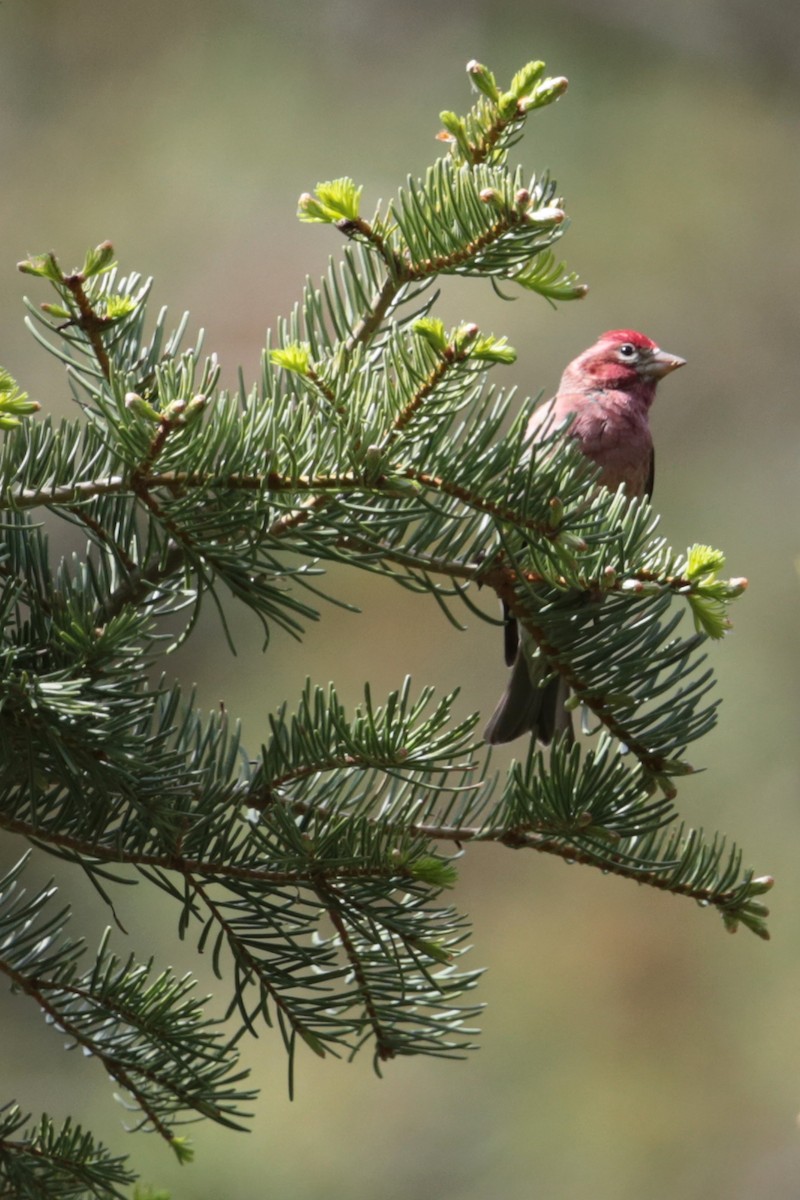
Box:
left=0, top=55, right=766, bottom=1197
left=343, top=272, right=400, bottom=351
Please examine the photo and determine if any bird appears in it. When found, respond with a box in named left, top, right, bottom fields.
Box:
left=483, top=329, right=686, bottom=745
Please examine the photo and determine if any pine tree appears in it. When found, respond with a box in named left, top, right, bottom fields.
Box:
left=0, top=58, right=771, bottom=1198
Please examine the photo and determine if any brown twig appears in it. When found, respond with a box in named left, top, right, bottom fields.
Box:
left=61, top=270, right=112, bottom=382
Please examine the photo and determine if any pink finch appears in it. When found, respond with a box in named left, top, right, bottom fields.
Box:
left=484, top=329, right=685, bottom=745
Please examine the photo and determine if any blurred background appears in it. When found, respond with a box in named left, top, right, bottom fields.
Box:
left=1, top=1, right=799, bottom=1197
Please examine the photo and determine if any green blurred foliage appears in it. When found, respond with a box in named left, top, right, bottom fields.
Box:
left=1, top=2, right=799, bottom=1197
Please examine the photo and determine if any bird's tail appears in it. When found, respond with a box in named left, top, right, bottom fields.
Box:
left=483, top=652, right=574, bottom=746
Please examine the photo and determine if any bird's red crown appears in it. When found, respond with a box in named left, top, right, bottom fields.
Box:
left=597, top=330, right=657, bottom=350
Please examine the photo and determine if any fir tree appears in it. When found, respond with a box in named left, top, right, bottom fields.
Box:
left=0, top=58, right=770, bottom=1198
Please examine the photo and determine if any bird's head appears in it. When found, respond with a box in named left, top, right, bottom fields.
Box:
left=568, top=330, right=686, bottom=404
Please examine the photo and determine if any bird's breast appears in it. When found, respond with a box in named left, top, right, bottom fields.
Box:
left=570, top=392, right=652, bottom=495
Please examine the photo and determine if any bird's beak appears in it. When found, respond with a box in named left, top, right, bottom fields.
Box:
left=644, top=348, right=686, bottom=379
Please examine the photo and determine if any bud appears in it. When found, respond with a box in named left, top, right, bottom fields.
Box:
left=297, top=192, right=330, bottom=223
left=124, top=392, right=160, bottom=422
left=655, top=776, right=678, bottom=800
left=82, top=240, right=116, bottom=279
left=472, top=335, right=516, bottom=364
left=0, top=378, right=37, bottom=428
left=466, top=60, right=499, bottom=101
left=270, top=344, right=312, bottom=376
left=413, top=317, right=448, bottom=352
left=667, top=759, right=697, bottom=776
left=17, top=252, right=62, bottom=282
left=497, top=91, right=519, bottom=120
left=519, top=75, right=569, bottom=111
left=451, top=323, right=479, bottom=355
left=548, top=496, right=564, bottom=527
left=184, top=393, right=208, bottom=419
left=509, top=61, right=546, bottom=98
left=556, top=532, right=588, bottom=553
left=438, top=110, right=469, bottom=155
left=439, top=110, right=463, bottom=137
left=362, top=445, right=385, bottom=483
left=526, top=206, right=565, bottom=226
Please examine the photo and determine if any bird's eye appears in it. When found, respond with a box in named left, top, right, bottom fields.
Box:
left=618, top=343, right=637, bottom=359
